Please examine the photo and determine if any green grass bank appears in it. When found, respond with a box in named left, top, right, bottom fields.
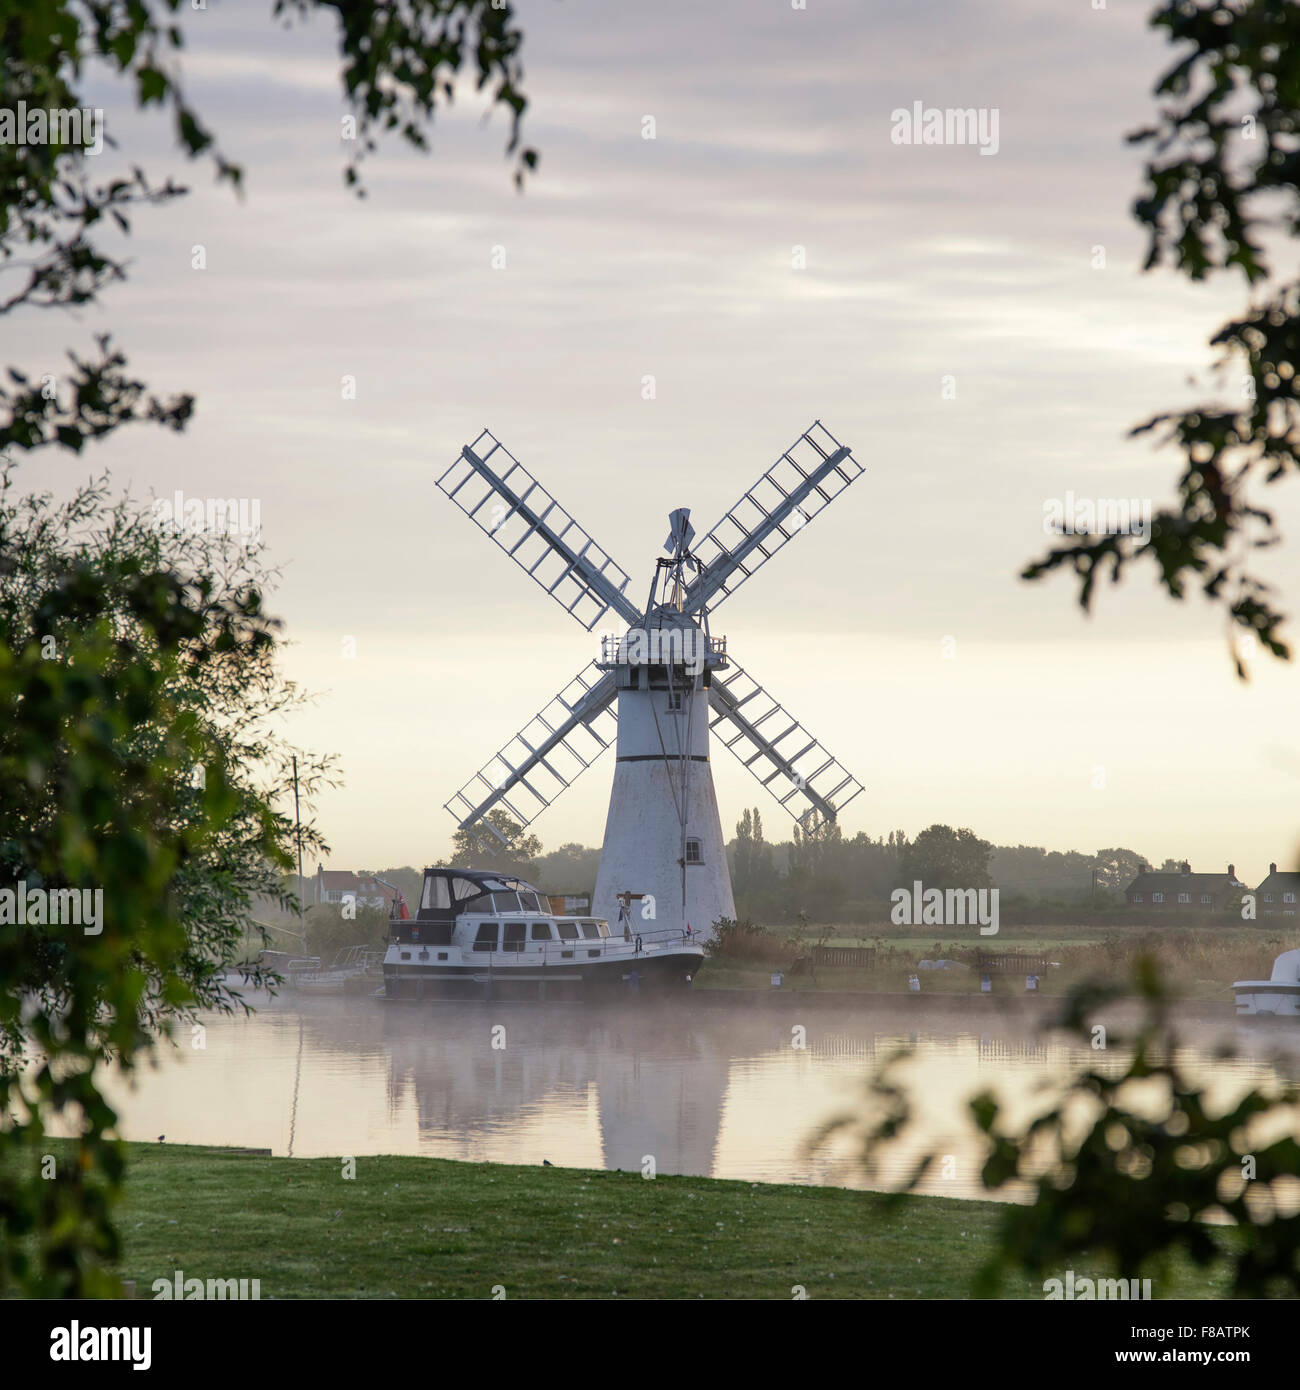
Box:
left=77, top=1143, right=1238, bottom=1300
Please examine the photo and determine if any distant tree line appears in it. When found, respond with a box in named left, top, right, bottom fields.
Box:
left=350, top=809, right=1215, bottom=927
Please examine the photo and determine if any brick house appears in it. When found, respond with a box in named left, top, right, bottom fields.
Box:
left=314, top=868, right=400, bottom=911
left=1256, top=863, right=1300, bottom=918
left=1124, top=862, right=1244, bottom=913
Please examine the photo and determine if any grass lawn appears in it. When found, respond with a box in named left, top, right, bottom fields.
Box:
left=84, top=1143, right=1236, bottom=1300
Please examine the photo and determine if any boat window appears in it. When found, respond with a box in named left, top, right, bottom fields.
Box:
left=472, top=923, right=498, bottom=952
left=462, top=893, right=493, bottom=915
left=452, top=877, right=480, bottom=901
left=421, top=876, right=451, bottom=911
left=492, top=891, right=521, bottom=914
left=518, top=891, right=545, bottom=913
left=531, top=923, right=554, bottom=941
left=503, top=922, right=526, bottom=952
left=422, top=922, right=453, bottom=946
left=595, top=921, right=610, bottom=938
left=580, top=921, right=600, bottom=940
left=557, top=921, right=579, bottom=941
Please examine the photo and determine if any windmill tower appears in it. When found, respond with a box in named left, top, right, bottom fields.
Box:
left=436, top=420, right=867, bottom=941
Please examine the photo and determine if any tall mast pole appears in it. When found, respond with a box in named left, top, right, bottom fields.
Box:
left=292, top=755, right=306, bottom=952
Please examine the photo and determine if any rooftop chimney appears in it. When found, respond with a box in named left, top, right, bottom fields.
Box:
left=1228, top=864, right=1235, bottom=880
left=1182, top=861, right=1191, bottom=874
left=1271, top=862, right=1278, bottom=875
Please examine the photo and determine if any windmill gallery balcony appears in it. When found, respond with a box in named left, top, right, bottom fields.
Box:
left=597, top=630, right=728, bottom=671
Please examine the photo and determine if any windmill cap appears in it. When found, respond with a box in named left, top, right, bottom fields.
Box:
left=664, top=507, right=695, bottom=553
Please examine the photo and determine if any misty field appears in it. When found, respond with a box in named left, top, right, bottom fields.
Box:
left=60, top=1143, right=1239, bottom=1300
left=699, top=923, right=1292, bottom=998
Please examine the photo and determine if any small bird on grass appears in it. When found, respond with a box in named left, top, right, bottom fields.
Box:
left=157, top=1135, right=165, bottom=1143
left=542, top=1159, right=553, bottom=1167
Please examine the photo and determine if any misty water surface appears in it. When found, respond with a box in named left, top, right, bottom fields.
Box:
left=95, top=992, right=1299, bottom=1201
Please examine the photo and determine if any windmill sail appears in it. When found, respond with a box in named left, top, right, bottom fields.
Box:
left=437, top=430, right=640, bottom=632
left=684, top=421, right=863, bottom=615
left=708, top=660, right=864, bottom=824
left=438, top=419, right=868, bottom=885
left=444, top=663, right=618, bottom=852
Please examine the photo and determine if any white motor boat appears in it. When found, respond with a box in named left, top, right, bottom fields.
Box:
left=382, top=866, right=704, bottom=1001
left=1233, top=948, right=1300, bottom=1016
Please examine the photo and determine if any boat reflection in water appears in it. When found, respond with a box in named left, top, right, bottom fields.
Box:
left=97, top=993, right=1300, bottom=1199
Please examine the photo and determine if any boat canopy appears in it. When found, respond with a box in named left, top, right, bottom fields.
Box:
left=414, top=867, right=548, bottom=921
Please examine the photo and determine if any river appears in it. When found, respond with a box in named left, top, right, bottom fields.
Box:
left=96, top=990, right=1300, bottom=1200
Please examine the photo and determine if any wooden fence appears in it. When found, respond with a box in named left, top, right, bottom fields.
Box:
left=973, top=951, right=1052, bottom=975
left=808, top=946, right=877, bottom=968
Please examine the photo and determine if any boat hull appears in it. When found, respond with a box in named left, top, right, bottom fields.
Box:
left=382, top=949, right=701, bottom=1002
left=1234, top=983, right=1300, bottom=1017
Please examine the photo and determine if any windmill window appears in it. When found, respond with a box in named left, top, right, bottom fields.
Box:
left=685, top=838, right=703, bottom=865
left=473, top=923, right=499, bottom=952
left=503, top=923, right=526, bottom=952
left=557, top=921, right=579, bottom=941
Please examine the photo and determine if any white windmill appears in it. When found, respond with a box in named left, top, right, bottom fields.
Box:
left=437, top=420, right=867, bottom=942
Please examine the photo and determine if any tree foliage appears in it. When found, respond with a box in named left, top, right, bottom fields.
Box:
left=1024, top=0, right=1300, bottom=675
left=817, top=962, right=1300, bottom=1297
left=0, top=0, right=535, bottom=1294
left=0, top=475, right=316, bottom=1294
left=732, top=807, right=776, bottom=898
left=450, top=808, right=542, bottom=879
left=0, top=0, right=535, bottom=461
left=900, top=823, right=994, bottom=890
left=1, top=471, right=336, bottom=1037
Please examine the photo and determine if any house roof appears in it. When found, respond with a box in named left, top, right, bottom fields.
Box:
left=316, top=869, right=399, bottom=899
left=1257, top=870, right=1300, bottom=893
left=317, top=869, right=360, bottom=889
left=1126, top=871, right=1239, bottom=894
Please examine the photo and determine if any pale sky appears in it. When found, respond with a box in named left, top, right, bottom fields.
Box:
left=19, top=0, right=1300, bottom=886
